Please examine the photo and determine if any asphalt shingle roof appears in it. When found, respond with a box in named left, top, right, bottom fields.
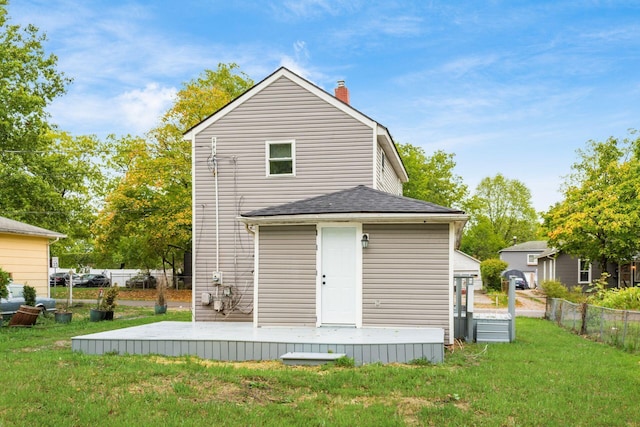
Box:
left=242, top=185, right=465, bottom=217
left=0, top=216, right=66, bottom=239
left=499, top=240, right=548, bottom=252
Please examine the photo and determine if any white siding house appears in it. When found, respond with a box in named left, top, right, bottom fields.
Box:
left=185, top=67, right=468, bottom=344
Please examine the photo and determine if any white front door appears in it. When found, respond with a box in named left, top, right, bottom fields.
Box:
left=321, top=227, right=357, bottom=325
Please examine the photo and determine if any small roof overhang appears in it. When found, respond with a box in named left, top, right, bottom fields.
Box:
left=238, top=185, right=468, bottom=246
left=0, top=216, right=66, bottom=240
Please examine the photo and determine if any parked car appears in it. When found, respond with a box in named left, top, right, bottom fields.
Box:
left=514, top=278, right=529, bottom=290
left=126, top=273, right=157, bottom=289
left=74, top=274, right=91, bottom=287
left=502, top=269, right=529, bottom=290
left=49, top=273, right=81, bottom=287
left=1, top=284, right=56, bottom=320
left=77, top=274, right=110, bottom=288
left=49, top=272, right=67, bottom=287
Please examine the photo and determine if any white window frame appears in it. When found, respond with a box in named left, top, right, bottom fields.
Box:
left=578, top=259, right=591, bottom=284
left=265, top=140, right=296, bottom=177
left=527, top=254, right=538, bottom=266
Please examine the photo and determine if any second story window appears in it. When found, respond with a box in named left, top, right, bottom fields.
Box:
left=266, top=140, right=295, bottom=176
left=527, top=254, right=538, bottom=265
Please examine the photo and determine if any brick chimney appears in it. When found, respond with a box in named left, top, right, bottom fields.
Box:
left=334, top=80, right=350, bottom=104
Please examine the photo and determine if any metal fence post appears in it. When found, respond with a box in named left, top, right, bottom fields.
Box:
left=622, top=310, right=629, bottom=349
left=508, top=276, right=516, bottom=342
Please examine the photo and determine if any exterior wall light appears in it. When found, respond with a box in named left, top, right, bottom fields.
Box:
left=361, top=233, right=370, bottom=249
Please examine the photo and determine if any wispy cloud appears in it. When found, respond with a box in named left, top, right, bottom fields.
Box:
left=273, top=0, right=363, bottom=20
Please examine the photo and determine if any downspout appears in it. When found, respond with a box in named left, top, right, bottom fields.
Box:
left=211, top=137, right=220, bottom=273
left=214, top=157, right=220, bottom=273
left=191, top=132, right=197, bottom=322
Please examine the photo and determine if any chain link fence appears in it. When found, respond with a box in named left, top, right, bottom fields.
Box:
left=546, top=298, right=640, bottom=352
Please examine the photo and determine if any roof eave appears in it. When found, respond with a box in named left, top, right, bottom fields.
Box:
left=0, top=230, right=67, bottom=239
left=376, top=125, right=409, bottom=183
left=238, top=212, right=469, bottom=226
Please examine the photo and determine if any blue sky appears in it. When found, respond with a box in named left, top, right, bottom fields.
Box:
left=8, top=0, right=640, bottom=211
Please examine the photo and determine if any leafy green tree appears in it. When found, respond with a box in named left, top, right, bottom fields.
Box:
left=460, top=217, right=507, bottom=260
left=396, top=143, right=467, bottom=208
left=461, top=174, right=539, bottom=259
left=480, top=258, right=508, bottom=292
left=543, top=133, right=640, bottom=272
left=93, top=64, right=254, bottom=270
left=0, top=2, right=107, bottom=262
left=0, top=1, right=69, bottom=153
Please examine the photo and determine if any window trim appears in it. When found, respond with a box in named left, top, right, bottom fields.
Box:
left=578, top=259, right=591, bottom=284
left=527, top=254, right=538, bottom=266
left=265, top=140, right=296, bottom=177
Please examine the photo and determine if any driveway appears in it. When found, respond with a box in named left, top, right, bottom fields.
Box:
left=474, top=290, right=546, bottom=318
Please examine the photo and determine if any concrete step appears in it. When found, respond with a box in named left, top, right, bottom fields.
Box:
left=280, top=352, right=347, bottom=366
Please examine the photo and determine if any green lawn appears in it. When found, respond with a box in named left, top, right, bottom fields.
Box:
left=1, top=309, right=638, bottom=426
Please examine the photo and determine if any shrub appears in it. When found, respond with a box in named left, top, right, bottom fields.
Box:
left=590, top=287, right=640, bottom=311
left=100, top=286, right=119, bottom=311
left=541, top=280, right=568, bottom=299
left=541, top=280, right=586, bottom=303
left=480, top=259, right=508, bottom=292
left=0, top=267, right=10, bottom=299
left=23, top=285, right=36, bottom=307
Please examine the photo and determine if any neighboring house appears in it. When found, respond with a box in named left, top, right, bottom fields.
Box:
left=453, top=250, right=482, bottom=289
left=538, top=248, right=619, bottom=289
left=498, top=240, right=548, bottom=288
left=184, top=67, right=468, bottom=344
left=0, top=216, right=66, bottom=296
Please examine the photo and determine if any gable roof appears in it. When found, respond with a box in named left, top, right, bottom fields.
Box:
left=0, top=216, right=66, bottom=239
left=183, top=67, right=408, bottom=182
left=242, top=185, right=464, bottom=218
left=455, top=250, right=481, bottom=265
left=499, top=240, right=548, bottom=253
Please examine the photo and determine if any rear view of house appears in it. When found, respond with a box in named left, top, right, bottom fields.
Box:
left=184, top=67, right=467, bottom=345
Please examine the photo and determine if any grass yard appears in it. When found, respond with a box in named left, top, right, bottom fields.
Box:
left=1, top=310, right=639, bottom=426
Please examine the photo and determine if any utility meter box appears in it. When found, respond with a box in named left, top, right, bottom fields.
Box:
left=201, top=292, right=212, bottom=306
left=212, top=271, right=223, bottom=285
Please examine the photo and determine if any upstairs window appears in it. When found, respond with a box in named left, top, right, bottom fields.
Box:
left=578, top=259, right=591, bottom=283
left=266, top=140, right=295, bottom=176
left=527, top=254, right=538, bottom=265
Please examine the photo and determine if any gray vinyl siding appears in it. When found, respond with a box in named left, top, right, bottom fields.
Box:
left=257, top=225, right=317, bottom=326
left=193, top=76, right=374, bottom=321
left=376, top=144, right=402, bottom=195
left=550, top=253, right=603, bottom=288
left=362, top=223, right=450, bottom=338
